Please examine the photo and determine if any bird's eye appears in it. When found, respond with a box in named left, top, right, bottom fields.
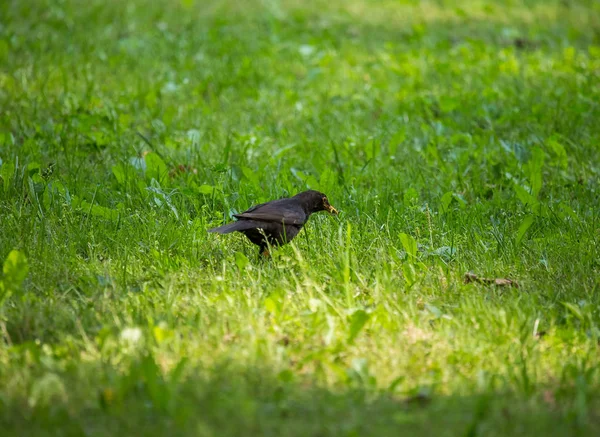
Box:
left=322, top=196, right=328, bottom=205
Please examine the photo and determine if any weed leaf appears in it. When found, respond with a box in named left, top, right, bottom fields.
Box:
left=3, top=249, right=29, bottom=285
left=399, top=233, right=418, bottom=258
left=348, top=309, right=370, bottom=344
left=516, top=216, right=534, bottom=244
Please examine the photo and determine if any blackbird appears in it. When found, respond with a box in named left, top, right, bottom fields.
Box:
left=208, top=190, right=338, bottom=255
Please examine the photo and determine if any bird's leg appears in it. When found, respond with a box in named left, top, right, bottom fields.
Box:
left=259, top=245, right=270, bottom=258
left=257, top=229, right=273, bottom=259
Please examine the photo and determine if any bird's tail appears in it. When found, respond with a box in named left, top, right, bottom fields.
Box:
left=208, top=220, right=259, bottom=234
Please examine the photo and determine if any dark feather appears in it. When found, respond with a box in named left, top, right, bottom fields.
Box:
left=208, top=220, right=264, bottom=234
left=233, top=199, right=307, bottom=225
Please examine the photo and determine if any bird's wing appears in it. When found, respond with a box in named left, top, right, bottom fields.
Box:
left=233, top=199, right=307, bottom=225
left=208, top=220, right=267, bottom=234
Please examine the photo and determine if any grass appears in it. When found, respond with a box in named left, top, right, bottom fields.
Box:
left=1, top=0, right=600, bottom=434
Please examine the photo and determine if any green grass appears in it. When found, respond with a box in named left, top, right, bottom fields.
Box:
left=1, top=0, right=600, bottom=434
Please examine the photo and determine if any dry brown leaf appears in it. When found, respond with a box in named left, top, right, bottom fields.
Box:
left=542, top=389, right=556, bottom=408
left=169, top=164, right=198, bottom=178
left=464, top=272, right=519, bottom=288
left=222, top=333, right=237, bottom=343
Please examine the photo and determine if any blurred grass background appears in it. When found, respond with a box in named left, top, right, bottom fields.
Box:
left=1, top=0, right=600, bottom=435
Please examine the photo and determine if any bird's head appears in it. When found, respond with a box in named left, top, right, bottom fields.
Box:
left=294, top=190, right=339, bottom=215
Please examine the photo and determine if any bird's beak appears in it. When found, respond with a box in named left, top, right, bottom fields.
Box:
left=326, top=204, right=339, bottom=215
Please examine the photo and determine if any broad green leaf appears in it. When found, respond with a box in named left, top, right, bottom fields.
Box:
left=440, top=191, right=453, bottom=214
left=278, top=369, right=294, bottom=383
left=170, top=357, right=188, bottom=385
left=402, top=262, right=417, bottom=287
left=527, top=148, right=545, bottom=198
left=439, top=95, right=458, bottom=112
left=390, top=129, right=406, bottom=155
left=197, top=184, right=215, bottom=195
left=387, top=375, right=405, bottom=393
left=348, top=309, right=370, bottom=344
left=27, top=162, right=41, bottom=176
left=242, top=166, right=260, bottom=186
left=364, top=138, right=380, bottom=161
left=399, top=233, right=417, bottom=258
left=0, top=39, right=8, bottom=61
left=558, top=203, right=579, bottom=222
left=92, top=204, right=119, bottom=221
left=70, top=194, right=83, bottom=209
left=562, top=302, right=584, bottom=322
left=290, top=168, right=307, bottom=183
left=514, top=183, right=537, bottom=207
left=27, top=177, right=40, bottom=213
left=305, top=174, right=319, bottom=189
left=0, top=159, right=15, bottom=193
left=153, top=324, right=174, bottom=344
left=144, top=152, right=168, bottom=183
left=319, top=167, right=336, bottom=195
left=78, top=199, right=119, bottom=221
left=3, top=250, right=29, bottom=286
left=547, top=137, right=568, bottom=169
left=235, top=252, right=249, bottom=270
left=130, top=156, right=146, bottom=171
left=112, top=163, right=127, bottom=185
left=425, top=304, right=442, bottom=319
left=140, top=354, right=167, bottom=410
left=453, top=193, right=467, bottom=209
left=516, top=215, right=534, bottom=244
left=264, top=297, right=278, bottom=314
left=28, top=373, right=66, bottom=408
left=403, top=188, right=419, bottom=206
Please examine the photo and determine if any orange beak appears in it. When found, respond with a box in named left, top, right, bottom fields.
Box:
left=326, top=204, right=339, bottom=215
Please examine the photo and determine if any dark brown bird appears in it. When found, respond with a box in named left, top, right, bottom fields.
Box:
left=208, top=190, right=338, bottom=255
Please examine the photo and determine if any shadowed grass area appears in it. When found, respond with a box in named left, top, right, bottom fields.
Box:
left=1, top=0, right=600, bottom=434
left=3, top=358, right=599, bottom=436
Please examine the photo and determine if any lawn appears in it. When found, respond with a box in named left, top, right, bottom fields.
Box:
left=1, top=0, right=600, bottom=435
